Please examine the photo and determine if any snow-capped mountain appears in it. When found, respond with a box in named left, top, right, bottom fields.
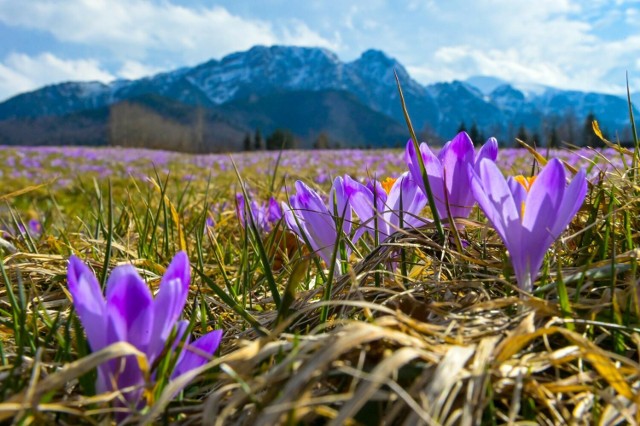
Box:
left=0, top=45, right=637, bottom=150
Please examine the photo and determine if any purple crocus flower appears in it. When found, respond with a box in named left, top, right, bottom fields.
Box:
left=344, top=172, right=427, bottom=242
left=236, top=194, right=283, bottom=233
left=282, top=177, right=352, bottom=268
left=469, top=158, right=587, bottom=292
left=28, top=219, right=42, bottom=236
left=67, top=252, right=223, bottom=410
left=405, top=132, right=498, bottom=221
left=14, top=218, right=42, bottom=238
left=206, top=216, right=216, bottom=228
left=266, top=197, right=283, bottom=223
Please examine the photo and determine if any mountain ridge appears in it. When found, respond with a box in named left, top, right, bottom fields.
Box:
left=0, top=45, right=637, bottom=150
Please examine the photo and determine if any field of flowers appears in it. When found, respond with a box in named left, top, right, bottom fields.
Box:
left=0, top=134, right=639, bottom=425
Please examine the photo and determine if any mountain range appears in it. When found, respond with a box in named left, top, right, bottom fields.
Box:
left=0, top=45, right=637, bottom=151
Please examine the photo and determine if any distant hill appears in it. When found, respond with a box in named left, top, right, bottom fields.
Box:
left=0, top=45, right=637, bottom=151
left=0, top=107, right=109, bottom=146
left=0, top=89, right=406, bottom=150
left=221, top=90, right=407, bottom=148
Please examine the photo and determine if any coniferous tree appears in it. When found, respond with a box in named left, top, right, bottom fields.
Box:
left=532, top=132, right=541, bottom=147
left=243, top=133, right=252, bottom=151
left=313, top=132, right=330, bottom=149
left=266, top=129, right=296, bottom=150
left=469, top=121, right=481, bottom=145
left=254, top=129, right=264, bottom=150
left=516, top=124, right=529, bottom=144
left=457, top=121, right=467, bottom=134
left=548, top=126, right=560, bottom=148
left=194, top=107, right=205, bottom=153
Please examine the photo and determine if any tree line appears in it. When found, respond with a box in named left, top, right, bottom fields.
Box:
left=456, top=112, right=622, bottom=149
left=108, top=101, right=629, bottom=153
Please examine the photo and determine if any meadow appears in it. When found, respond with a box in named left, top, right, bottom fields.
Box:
left=0, top=136, right=638, bottom=425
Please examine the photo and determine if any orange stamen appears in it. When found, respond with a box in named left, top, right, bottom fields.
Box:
left=381, top=177, right=397, bottom=194
left=514, top=175, right=536, bottom=192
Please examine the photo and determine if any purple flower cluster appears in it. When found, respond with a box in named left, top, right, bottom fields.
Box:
left=281, top=131, right=587, bottom=293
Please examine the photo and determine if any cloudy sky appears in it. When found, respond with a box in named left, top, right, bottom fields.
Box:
left=0, top=0, right=638, bottom=101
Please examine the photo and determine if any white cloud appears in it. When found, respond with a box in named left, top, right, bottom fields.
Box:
left=0, top=0, right=638, bottom=99
left=280, top=21, right=339, bottom=50
left=0, top=0, right=338, bottom=64
left=0, top=63, right=34, bottom=100
left=0, top=52, right=114, bottom=101
left=0, top=0, right=340, bottom=100
left=117, top=60, right=163, bottom=80
left=396, top=0, right=640, bottom=94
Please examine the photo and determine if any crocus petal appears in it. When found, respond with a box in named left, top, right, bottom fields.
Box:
left=168, top=319, right=191, bottom=378
left=67, top=256, right=107, bottom=352
left=285, top=196, right=317, bottom=252
left=516, top=229, right=546, bottom=292
left=330, top=176, right=352, bottom=235
left=475, top=137, right=499, bottom=164
left=293, top=181, right=337, bottom=265
left=102, top=313, right=145, bottom=405
left=95, top=365, right=110, bottom=394
left=405, top=140, right=446, bottom=218
left=437, top=140, right=451, bottom=162
left=235, top=193, right=246, bottom=227
left=344, top=175, right=374, bottom=221
left=173, top=329, right=223, bottom=379
left=383, top=176, right=404, bottom=233
left=294, top=181, right=330, bottom=217
left=471, top=162, right=531, bottom=290
left=404, top=140, right=422, bottom=186
left=469, top=160, right=521, bottom=252
left=366, top=179, right=388, bottom=211
left=171, top=320, right=190, bottom=351
left=438, top=132, right=475, bottom=218
left=113, top=355, right=146, bottom=406
left=282, top=200, right=302, bottom=237
left=106, top=265, right=154, bottom=352
left=385, top=172, right=427, bottom=231
left=249, top=200, right=267, bottom=230
left=367, top=178, right=391, bottom=235
left=343, top=175, right=378, bottom=237
left=267, top=197, right=283, bottom=223
left=384, top=175, right=404, bottom=216
left=149, top=252, right=190, bottom=361
left=522, top=158, right=566, bottom=242
left=506, top=177, right=528, bottom=222
left=550, top=169, right=587, bottom=238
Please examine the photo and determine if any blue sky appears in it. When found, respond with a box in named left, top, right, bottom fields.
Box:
left=0, top=0, right=638, bottom=101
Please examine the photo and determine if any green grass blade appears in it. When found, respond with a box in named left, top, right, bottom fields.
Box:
left=193, top=266, right=267, bottom=336
left=626, top=72, right=639, bottom=181
left=394, top=70, right=445, bottom=241
left=99, top=180, right=114, bottom=288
